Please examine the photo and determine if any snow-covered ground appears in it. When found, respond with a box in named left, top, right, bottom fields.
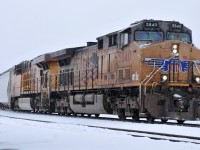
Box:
left=0, top=110, right=200, bottom=150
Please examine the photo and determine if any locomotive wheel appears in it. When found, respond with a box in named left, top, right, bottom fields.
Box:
left=73, top=113, right=77, bottom=116
left=47, top=111, right=52, bottom=114
left=33, top=107, right=36, bottom=113
left=95, top=114, right=100, bottom=118
left=161, top=119, right=168, bottom=123
left=147, top=115, right=155, bottom=123
left=67, top=113, right=71, bottom=116
left=177, top=120, right=185, bottom=124
left=81, top=114, right=84, bottom=117
left=132, top=110, right=139, bottom=122
left=118, top=114, right=126, bottom=120
left=132, top=114, right=139, bottom=122
left=118, top=112, right=126, bottom=120
left=87, top=114, right=91, bottom=117
left=118, top=109, right=126, bottom=120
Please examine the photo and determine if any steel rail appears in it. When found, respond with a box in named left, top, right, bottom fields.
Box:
left=1, top=113, right=200, bottom=145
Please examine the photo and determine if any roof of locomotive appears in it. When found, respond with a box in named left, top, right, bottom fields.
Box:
left=32, top=53, right=51, bottom=65
left=50, top=46, right=85, bottom=58
left=97, top=19, right=192, bottom=39
left=31, top=46, right=86, bottom=64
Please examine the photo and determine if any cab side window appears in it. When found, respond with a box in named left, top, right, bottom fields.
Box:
left=109, top=34, right=117, bottom=47
left=98, top=39, right=103, bottom=50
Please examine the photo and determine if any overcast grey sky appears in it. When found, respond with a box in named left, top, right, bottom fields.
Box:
left=0, top=0, right=200, bottom=73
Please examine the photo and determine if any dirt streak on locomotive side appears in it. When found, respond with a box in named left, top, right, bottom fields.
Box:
left=1, top=19, right=200, bottom=123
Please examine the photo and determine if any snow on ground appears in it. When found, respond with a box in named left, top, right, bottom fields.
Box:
left=0, top=110, right=200, bottom=150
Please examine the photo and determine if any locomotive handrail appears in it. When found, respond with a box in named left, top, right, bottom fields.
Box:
left=194, top=61, right=200, bottom=74
left=141, top=62, right=156, bottom=84
left=140, top=61, right=156, bottom=91
left=139, top=58, right=171, bottom=112
left=144, top=57, right=178, bottom=93
left=139, top=61, right=156, bottom=112
left=144, top=59, right=169, bottom=96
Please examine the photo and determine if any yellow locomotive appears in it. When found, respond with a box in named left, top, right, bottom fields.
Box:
left=1, top=19, right=200, bottom=124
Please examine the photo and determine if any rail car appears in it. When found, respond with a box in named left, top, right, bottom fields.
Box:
left=1, top=19, right=200, bottom=124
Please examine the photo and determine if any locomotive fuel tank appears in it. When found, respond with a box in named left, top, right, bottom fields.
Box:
left=18, top=98, right=34, bottom=111
left=69, top=94, right=112, bottom=115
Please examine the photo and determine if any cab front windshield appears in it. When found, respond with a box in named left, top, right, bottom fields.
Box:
left=167, top=32, right=191, bottom=42
left=135, top=31, right=163, bottom=41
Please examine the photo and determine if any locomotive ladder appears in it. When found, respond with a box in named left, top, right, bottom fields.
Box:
left=40, top=72, right=51, bottom=112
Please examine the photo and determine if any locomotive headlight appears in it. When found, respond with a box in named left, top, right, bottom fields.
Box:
left=173, top=45, right=178, bottom=49
left=161, top=74, right=168, bottom=82
left=195, top=77, right=200, bottom=83
left=172, top=49, right=178, bottom=54
left=172, top=44, right=179, bottom=56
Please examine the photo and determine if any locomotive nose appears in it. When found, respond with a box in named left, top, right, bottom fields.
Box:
left=159, top=42, right=200, bottom=85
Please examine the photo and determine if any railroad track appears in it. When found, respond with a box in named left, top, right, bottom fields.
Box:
left=1, top=113, right=200, bottom=145
left=87, top=125, right=200, bottom=145
left=1, top=109, right=200, bottom=128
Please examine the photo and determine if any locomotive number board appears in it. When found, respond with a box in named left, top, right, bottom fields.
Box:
left=170, top=23, right=183, bottom=29
left=144, top=22, right=159, bottom=28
